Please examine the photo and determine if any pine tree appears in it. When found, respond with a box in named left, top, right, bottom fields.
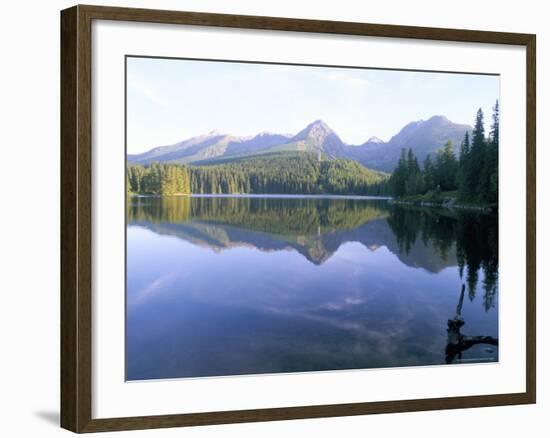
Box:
left=469, top=108, right=486, bottom=201
left=457, top=131, right=471, bottom=199
left=487, top=100, right=499, bottom=203
left=405, top=148, right=422, bottom=195
left=490, top=100, right=499, bottom=146
left=477, top=102, right=498, bottom=204
left=389, top=149, right=408, bottom=196
left=423, top=154, right=435, bottom=190
left=435, top=140, right=458, bottom=191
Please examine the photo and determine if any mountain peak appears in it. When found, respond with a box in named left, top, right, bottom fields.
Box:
left=207, top=129, right=223, bottom=136
left=293, top=120, right=335, bottom=141
left=366, top=136, right=384, bottom=144
left=289, top=120, right=344, bottom=154
left=425, top=115, right=451, bottom=125
left=306, top=119, right=333, bottom=132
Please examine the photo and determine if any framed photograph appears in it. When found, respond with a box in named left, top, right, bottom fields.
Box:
left=60, top=4, right=536, bottom=433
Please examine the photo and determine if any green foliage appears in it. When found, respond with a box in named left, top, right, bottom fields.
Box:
left=423, top=154, right=435, bottom=191
left=434, top=140, right=458, bottom=191
left=458, top=104, right=499, bottom=203
left=456, top=131, right=471, bottom=198
left=388, top=148, right=424, bottom=197
left=127, top=162, right=190, bottom=195
left=128, top=152, right=389, bottom=196
left=389, top=105, right=499, bottom=206
left=484, top=100, right=499, bottom=203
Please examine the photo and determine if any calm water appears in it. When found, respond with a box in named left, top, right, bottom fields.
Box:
left=126, top=195, right=498, bottom=380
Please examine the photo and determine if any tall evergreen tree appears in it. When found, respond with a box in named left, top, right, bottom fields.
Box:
left=457, top=131, right=471, bottom=199
left=423, top=154, right=435, bottom=191
left=434, top=140, right=458, bottom=191
left=485, top=100, right=499, bottom=203
left=468, top=108, right=487, bottom=201
left=405, top=148, right=422, bottom=195
left=389, top=149, right=408, bottom=197
left=490, top=100, right=499, bottom=145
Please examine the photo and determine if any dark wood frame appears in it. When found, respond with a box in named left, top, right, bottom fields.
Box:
left=61, top=4, right=536, bottom=433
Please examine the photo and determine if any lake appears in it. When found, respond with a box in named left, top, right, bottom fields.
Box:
left=126, top=195, right=499, bottom=380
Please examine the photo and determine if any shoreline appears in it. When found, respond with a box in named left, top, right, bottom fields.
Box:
left=128, top=193, right=496, bottom=211
left=389, top=198, right=496, bottom=212
left=130, top=193, right=392, bottom=200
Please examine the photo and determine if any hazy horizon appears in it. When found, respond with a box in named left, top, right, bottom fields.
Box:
left=127, top=57, right=499, bottom=155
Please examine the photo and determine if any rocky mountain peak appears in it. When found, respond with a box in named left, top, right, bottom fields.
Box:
left=366, top=136, right=384, bottom=144
left=425, top=115, right=450, bottom=124
left=293, top=120, right=338, bottom=143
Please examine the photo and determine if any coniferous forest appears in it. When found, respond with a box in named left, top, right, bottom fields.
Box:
left=387, top=103, right=499, bottom=205
left=127, top=151, right=389, bottom=196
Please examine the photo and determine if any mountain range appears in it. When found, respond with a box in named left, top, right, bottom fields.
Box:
left=128, top=116, right=472, bottom=172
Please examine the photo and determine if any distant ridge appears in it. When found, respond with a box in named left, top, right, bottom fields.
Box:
left=128, top=116, right=472, bottom=172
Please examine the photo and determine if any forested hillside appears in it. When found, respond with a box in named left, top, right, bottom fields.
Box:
left=127, top=151, right=389, bottom=196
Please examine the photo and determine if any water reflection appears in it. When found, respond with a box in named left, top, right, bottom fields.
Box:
left=126, top=195, right=498, bottom=380
left=386, top=205, right=499, bottom=310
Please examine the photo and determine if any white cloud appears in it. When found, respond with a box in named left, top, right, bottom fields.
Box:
left=127, top=271, right=178, bottom=311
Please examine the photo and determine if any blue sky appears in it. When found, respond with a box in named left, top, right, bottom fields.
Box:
left=127, top=57, right=499, bottom=154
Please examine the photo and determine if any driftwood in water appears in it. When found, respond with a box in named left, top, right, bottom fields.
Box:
left=445, top=284, right=498, bottom=364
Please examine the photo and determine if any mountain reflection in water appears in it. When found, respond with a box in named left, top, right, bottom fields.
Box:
left=126, top=195, right=498, bottom=380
